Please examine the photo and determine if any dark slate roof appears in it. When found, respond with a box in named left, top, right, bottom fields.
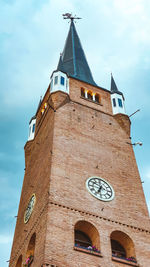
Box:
left=110, top=74, right=124, bottom=97
left=57, top=20, right=97, bottom=86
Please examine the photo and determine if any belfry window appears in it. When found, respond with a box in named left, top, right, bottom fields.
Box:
left=81, top=88, right=85, bottom=97
left=95, top=93, right=100, bottom=103
left=87, top=91, right=93, bottom=100
left=60, top=76, right=65, bottom=85
left=54, top=76, right=58, bottom=85
left=118, top=98, right=123, bottom=107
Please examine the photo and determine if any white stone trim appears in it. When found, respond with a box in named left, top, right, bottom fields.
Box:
left=50, top=71, right=69, bottom=95
left=111, top=93, right=126, bottom=115
left=28, top=118, right=36, bottom=141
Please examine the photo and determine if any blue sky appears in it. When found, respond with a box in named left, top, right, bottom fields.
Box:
left=0, top=0, right=150, bottom=266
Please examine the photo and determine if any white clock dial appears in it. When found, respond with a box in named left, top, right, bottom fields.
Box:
left=24, top=194, right=36, bottom=224
left=86, top=177, right=115, bottom=202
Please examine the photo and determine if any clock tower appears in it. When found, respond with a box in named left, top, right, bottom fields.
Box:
left=9, top=15, right=150, bottom=267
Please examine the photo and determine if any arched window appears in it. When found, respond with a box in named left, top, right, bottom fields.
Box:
left=110, top=231, right=137, bottom=263
left=87, top=91, right=93, bottom=100
left=15, top=255, right=22, bottom=267
left=95, top=93, right=100, bottom=103
left=74, top=220, right=100, bottom=252
left=25, top=233, right=36, bottom=265
left=111, top=239, right=126, bottom=258
left=81, top=88, right=85, bottom=98
left=75, top=230, right=92, bottom=248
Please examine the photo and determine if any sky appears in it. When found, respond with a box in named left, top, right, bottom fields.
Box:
left=0, top=0, right=150, bottom=266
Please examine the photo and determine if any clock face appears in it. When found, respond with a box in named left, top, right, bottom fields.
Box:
left=24, top=194, right=36, bottom=224
left=86, top=177, right=115, bottom=202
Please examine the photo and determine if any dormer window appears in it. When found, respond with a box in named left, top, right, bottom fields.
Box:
left=118, top=98, right=123, bottom=107
left=60, top=76, right=65, bottom=85
left=112, top=98, right=116, bottom=107
left=28, top=117, right=36, bottom=141
left=54, top=76, right=58, bottom=85
left=32, top=124, right=35, bottom=133
left=50, top=71, right=69, bottom=94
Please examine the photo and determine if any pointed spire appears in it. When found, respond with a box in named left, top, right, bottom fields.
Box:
left=111, top=74, right=124, bottom=97
left=57, top=20, right=97, bottom=86
left=111, top=73, right=119, bottom=93
left=57, top=54, right=65, bottom=72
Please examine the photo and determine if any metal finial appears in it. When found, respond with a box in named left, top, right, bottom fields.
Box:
left=62, top=13, right=82, bottom=21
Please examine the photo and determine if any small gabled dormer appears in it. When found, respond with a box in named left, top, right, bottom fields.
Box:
left=110, top=74, right=126, bottom=115
left=28, top=115, right=36, bottom=141
left=50, top=70, right=69, bottom=95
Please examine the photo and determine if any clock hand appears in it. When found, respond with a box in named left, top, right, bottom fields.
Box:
left=97, top=185, right=103, bottom=193
left=93, top=181, right=100, bottom=186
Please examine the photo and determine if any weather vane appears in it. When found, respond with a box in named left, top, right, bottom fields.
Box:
left=62, top=13, right=82, bottom=22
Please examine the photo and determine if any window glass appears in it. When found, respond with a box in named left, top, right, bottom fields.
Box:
left=118, top=98, right=123, bottom=107
left=113, top=98, right=116, bottom=107
left=54, top=76, right=58, bottom=85
left=60, top=76, right=65, bottom=85
left=32, top=124, right=35, bottom=133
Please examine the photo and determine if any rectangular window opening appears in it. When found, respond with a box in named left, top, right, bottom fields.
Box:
left=81, top=89, right=85, bottom=97
left=112, top=98, right=116, bottom=107
left=32, top=124, right=35, bottom=133
left=54, top=76, right=58, bottom=85
left=60, top=76, right=65, bottom=85
left=118, top=98, right=123, bottom=107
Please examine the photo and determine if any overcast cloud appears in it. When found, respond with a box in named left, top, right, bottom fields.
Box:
left=0, top=0, right=150, bottom=266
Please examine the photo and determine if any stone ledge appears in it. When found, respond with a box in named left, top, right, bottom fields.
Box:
left=112, top=256, right=139, bottom=266
left=80, top=96, right=103, bottom=106
left=49, top=201, right=150, bottom=234
left=74, top=246, right=102, bottom=257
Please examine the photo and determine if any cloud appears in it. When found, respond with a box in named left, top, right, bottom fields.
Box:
left=0, top=0, right=150, bottom=265
left=0, top=235, right=12, bottom=244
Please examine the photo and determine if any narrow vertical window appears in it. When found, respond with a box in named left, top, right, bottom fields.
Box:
left=32, top=124, right=35, bottom=133
left=113, top=98, right=116, bottom=107
left=95, top=94, right=100, bottom=103
left=81, top=88, right=85, bottom=97
left=118, top=98, right=123, bottom=107
left=54, top=76, right=58, bottom=85
left=60, top=76, right=65, bottom=85
left=87, top=91, right=92, bottom=100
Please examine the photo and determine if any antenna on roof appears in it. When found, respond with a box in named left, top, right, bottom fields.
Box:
left=62, top=13, right=82, bottom=22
